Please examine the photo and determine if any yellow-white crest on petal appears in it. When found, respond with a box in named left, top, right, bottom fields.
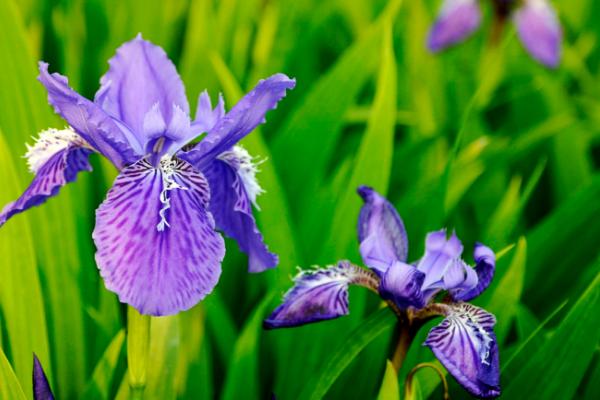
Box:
left=218, top=145, right=265, bottom=209
left=157, top=155, right=188, bottom=231
left=25, top=127, right=90, bottom=174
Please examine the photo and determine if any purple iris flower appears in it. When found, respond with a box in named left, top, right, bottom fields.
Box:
left=264, top=186, right=500, bottom=398
left=428, top=0, right=562, bottom=68
left=33, top=354, right=54, bottom=400
left=0, top=35, right=295, bottom=316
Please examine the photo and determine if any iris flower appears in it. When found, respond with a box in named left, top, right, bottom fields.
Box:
left=428, top=0, right=562, bottom=68
left=0, top=35, right=295, bottom=316
left=264, top=186, right=500, bottom=398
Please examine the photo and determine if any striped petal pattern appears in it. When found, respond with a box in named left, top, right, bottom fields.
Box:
left=425, top=303, right=501, bottom=398
left=93, top=158, right=225, bottom=316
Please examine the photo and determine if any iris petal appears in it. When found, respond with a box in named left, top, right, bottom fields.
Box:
left=95, top=34, right=190, bottom=146
left=0, top=128, right=92, bottom=227
left=192, top=91, right=225, bottom=134
left=379, top=261, right=426, bottom=309
left=202, top=148, right=277, bottom=273
left=452, top=243, right=496, bottom=301
left=38, top=63, right=139, bottom=167
left=425, top=303, right=501, bottom=398
left=514, top=0, right=562, bottom=68
left=427, top=0, right=482, bottom=52
left=179, top=74, right=295, bottom=170
left=357, top=186, right=408, bottom=274
left=264, top=261, right=367, bottom=329
left=33, top=354, right=54, bottom=400
left=93, top=158, right=225, bottom=316
left=417, top=230, right=464, bottom=290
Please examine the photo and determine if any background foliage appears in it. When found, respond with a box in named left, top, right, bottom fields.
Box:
left=1, top=0, right=600, bottom=399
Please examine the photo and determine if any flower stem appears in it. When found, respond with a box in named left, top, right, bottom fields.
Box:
left=391, top=321, right=413, bottom=372
left=404, top=363, right=449, bottom=400
left=127, top=306, right=150, bottom=400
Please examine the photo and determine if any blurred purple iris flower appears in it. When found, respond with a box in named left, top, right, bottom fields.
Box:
left=33, top=355, right=54, bottom=400
left=264, top=186, right=500, bottom=398
left=0, top=35, right=295, bottom=316
left=428, top=0, right=562, bottom=68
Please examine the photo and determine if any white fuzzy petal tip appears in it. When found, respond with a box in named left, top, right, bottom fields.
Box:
left=25, top=127, right=90, bottom=174
left=219, top=145, right=265, bottom=209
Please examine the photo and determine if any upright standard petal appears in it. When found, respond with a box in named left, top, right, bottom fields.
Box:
left=427, top=0, right=482, bottom=52
left=264, top=261, right=378, bottom=329
left=95, top=35, right=190, bottom=147
left=514, top=0, right=562, bottom=68
left=179, top=74, right=295, bottom=170
left=452, top=243, right=496, bottom=301
left=33, top=354, right=54, bottom=400
left=0, top=128, right=92, bottom=227
left=202, top=146, right=277, bottom=273
left=417, top=230, right=464, bottom=290
left=38, top=63, right=139, bottom=167
left=357, top=186, right=408, bottom=274
left=425, top=303, right=501, bottom=398
left=379, top=261, right=426, bottom=309
left=192, top=91, right=225, bottom=134
left=93, top=157, right=225, bottom=316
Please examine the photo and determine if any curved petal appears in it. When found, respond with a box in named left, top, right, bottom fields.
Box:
left=192, top=91, right=225, bottom=134
left=417, top=230, right=464, bottom=290
left=379, top=261, right=426, bottom=309
left=93, top=158, right=225, bottom=316
left=33, top=354, right=54, bottom=400
left=38, top=62, right=139, bottom=167
left=452, top=244, right=496, bottom=301
left=264, top=261, right=376, bottom=329
left=0, top=128, right=92, bottom=227
left=427, top=0, right=482, bottom=52
left=95, top=34, right=190, bottom=147
left=425, top=303, right=501, bottom=398
left=179, top=74, right=295, bottom=170
left=202, top=146, right=277, bottom=273
left=357, top=186, right=408, bottom=274
left=514, top=0, right=562, bottom=68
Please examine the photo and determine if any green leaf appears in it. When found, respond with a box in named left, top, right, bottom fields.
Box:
left=299, top=308, right=396, bottom=400
left=321, top=20, right=397, bottom=260
left=377, top=360, right=400, bottom=400
left=221, top=296, right=273, bottom=400
left=81, top=330, right=126, bottom=400
left=0, top=347, right=27, bottom=400
left=0, top=133, right=50, bottom=399
left=502, top=263, right=600, bottom=399
left=271, top=0, right=402, bottom=213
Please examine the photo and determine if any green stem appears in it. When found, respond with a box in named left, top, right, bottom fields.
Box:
left=127, top=306, right=150, bottom=399
left=391, top=321, right=413, bottom=372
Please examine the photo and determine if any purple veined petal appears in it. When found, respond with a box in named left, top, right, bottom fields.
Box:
left=452, top=243, right=496, bottom=301
left=92, top=157, right=225, bottom=316
left=379, top=261, right=426, bottom=310
left=202, top=146, right=278, bottom=273
left=95, top=34, right=190, bottom=148
left=38, top=62, right=139, bottom=168
left=179, top=74, right=295, bottom=170
left=417, top=229, right=464, bottom=290
left=357, top=186, right=408, bottom=275
left=0, top=128, right=92, bottom=227
left=514, top=0, right=562, bottom=68
left=33, top=354, right=54, bottom=400
left=425, top=303, right=501, bottom=398
left=264, top=261, right=376, bottom=329
left=192, top=91, right=225, bottom=134
left=427, top=0, right=482, bottom=52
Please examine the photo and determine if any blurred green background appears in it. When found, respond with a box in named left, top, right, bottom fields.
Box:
left=1, top=0, right=600, bottom=399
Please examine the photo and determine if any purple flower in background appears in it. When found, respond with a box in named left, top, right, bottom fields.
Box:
left=264, top=186, right=500, bottom=398
left=0, top=35, right=295, bottom=316
left=427, top=0, right=562, bottom=68
left=33, top=354, right=54, bottom=400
